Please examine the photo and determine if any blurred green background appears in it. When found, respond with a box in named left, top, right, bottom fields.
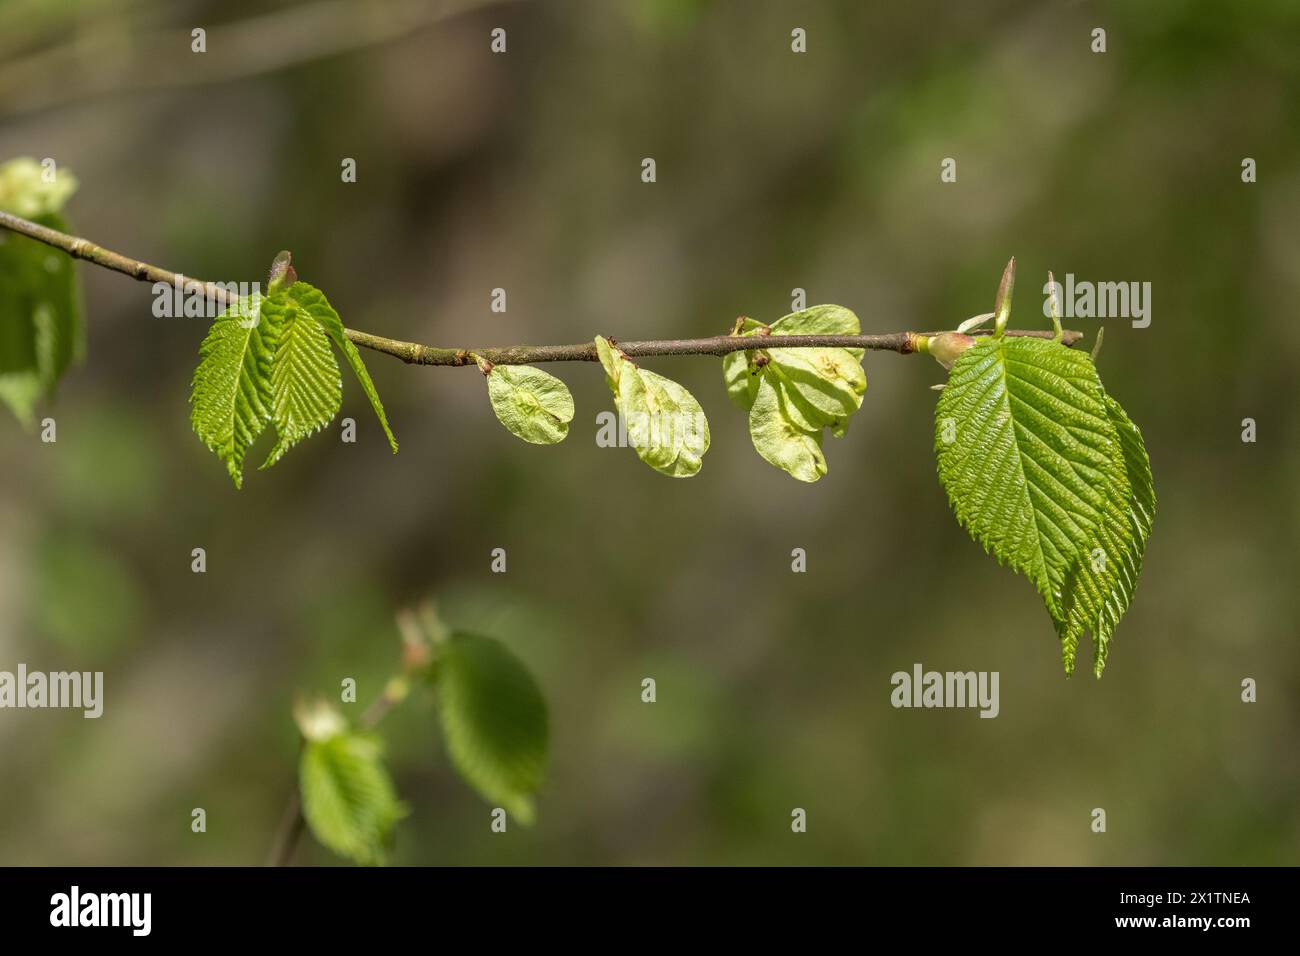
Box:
left=0, top=0, right=1296, bottom=865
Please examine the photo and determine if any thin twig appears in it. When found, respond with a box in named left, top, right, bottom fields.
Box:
left=0, top=210, right=1084, bottom=367
left=266, top=784, right=306, bottom=868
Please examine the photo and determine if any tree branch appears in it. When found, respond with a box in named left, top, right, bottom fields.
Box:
left=0, top=209, right=1084, bottom=369
left=266, top=781, right=307, bottom=868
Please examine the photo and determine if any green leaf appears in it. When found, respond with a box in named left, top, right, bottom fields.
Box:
left=595, top=335, right=623, bottom=388
left=1106, top=395, right=1156, bottom=547
left=765, top=347, right=865, bottom=434
left=595, top=336, right=710, bottom=477
left=279, top=281, right=398, bottom=454
left=722, top=348, right=761, bottom=410
left=259, top=291, right=342, bottom=469
left=0, top=159, right=83, bottom=426
left=935, top=336, right=1154, bottom=676
left=432, top=632, right=548, bottom=825
left=749, top=373, right=827, bottom=482
left=622, top=366, right=711, bottom=477
left=190, top=278, right=399, bottom=485
left=486, top=364, right=574, bottom=444
left=1058, top=393, right=1156, bottom=676
left=189, top=294, right=275, bottom=488
left=298, top=723, right=407, bottom=866
left=722, top=317, right=766, bottom=409
left=722, top=306, right=866, bottom=480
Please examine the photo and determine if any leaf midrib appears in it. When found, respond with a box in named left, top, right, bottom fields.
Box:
left=992, top=339, right=1061, bottom=612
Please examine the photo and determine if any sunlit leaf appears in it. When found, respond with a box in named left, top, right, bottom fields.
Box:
left=935, top=336, right=1154, bottom=675
left=486, top=364, right=574, bottom=444
left=721, top=306, right=865, bottom=480
left=596, top=336, right=710, bottom=477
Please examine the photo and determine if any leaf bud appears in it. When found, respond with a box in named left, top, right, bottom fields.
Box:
left=926, top=332, right=976, bottom=369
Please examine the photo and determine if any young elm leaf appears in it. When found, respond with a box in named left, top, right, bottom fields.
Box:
left=189, top=294, right=275, bottom=488
left=432, top=633, right=548, bottom=825
left=720, top=305, right=866, bottom=481
left=299, top=730, right=407, bottom=866
left=283, top=281, right=398, bottom=454
left=258, top=293, right=342, bottom=469
left=722, top=348, right=761, bottom=410
left=722, top=317, right=767, bottom=410
left=596, top=336, right=710, bottom=477
left=486, top=364, right=574, bottom=445
left=934, top=336, right=1154, bottom=676
left=748, top=373, right=827, bottom=483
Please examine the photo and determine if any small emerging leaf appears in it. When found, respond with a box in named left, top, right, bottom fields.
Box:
left=722, top=317, right=766, bottom=409
left=993, top=256, right=1016, bottom=336
left=190, top=278, right=399, bottom=485
left=621, top=366, right=710, bottom=477
left=299, top=725, right=407, bottom=866
left=595, top=335, right=623, bottom=388
left=596, top=336, right=710, bottom=477
left=432, top=632, right=548, bottom=825
left=721, top=305, right=866, bottom=481
left=259, top=291, right=342, bottom=469
left=765, top=346, right=865, bottom=433
left=266, top=250, right=297, bottom=295
left=486, top=364, right=574, bottom=444
left=957, top=312, right=995, bottom=334
left=189, top=294, right=274, bottom=487
left=280, top=281, right=398, bottom=454
left=749, top=374, right=826, bottom=482
left=722, top=348, right=760, bottom=410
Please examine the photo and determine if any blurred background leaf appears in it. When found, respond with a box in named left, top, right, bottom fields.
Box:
left=298, top=722, right=407, bottom=865
left=433, top=632, right=548, bottom=825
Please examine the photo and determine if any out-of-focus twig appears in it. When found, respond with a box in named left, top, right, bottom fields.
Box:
left=0, top=0, right=520, bottom=119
